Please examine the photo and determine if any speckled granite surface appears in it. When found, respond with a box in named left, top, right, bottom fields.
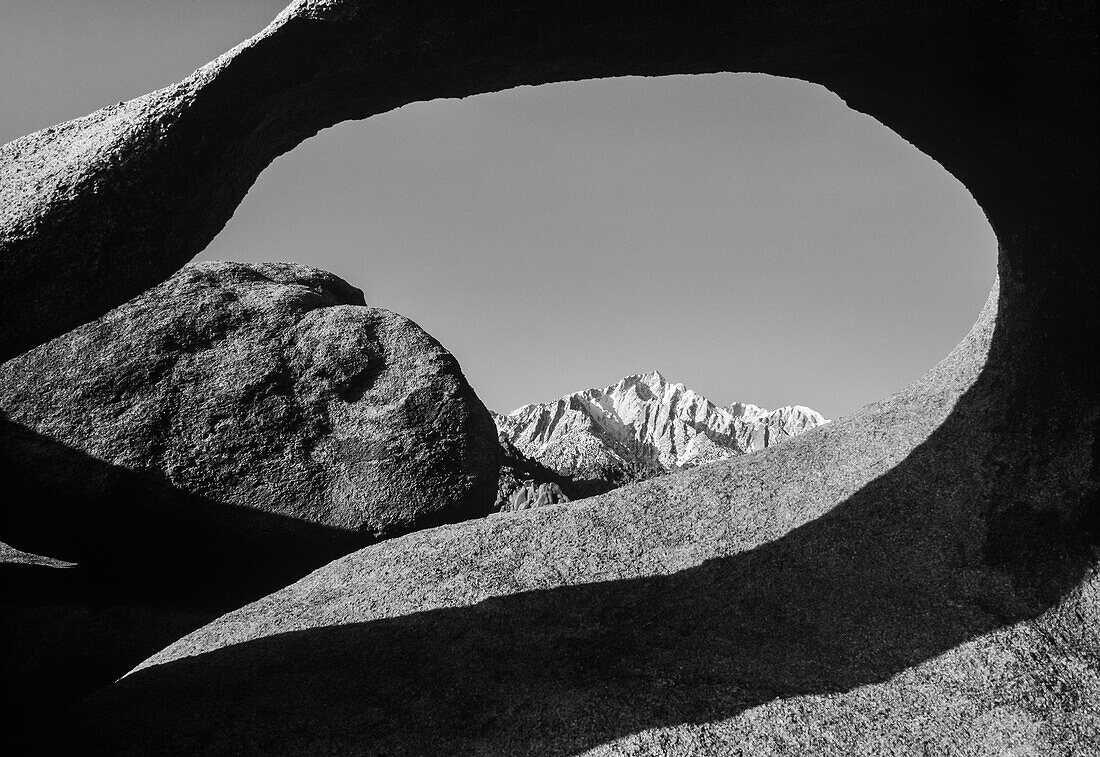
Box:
left=2, top=1, right=1096, bottom=754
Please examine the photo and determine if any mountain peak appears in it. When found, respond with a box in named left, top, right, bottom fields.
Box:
left=616, top=369, right=668, bottom=389
left=496, top=373, right=827, bottom=485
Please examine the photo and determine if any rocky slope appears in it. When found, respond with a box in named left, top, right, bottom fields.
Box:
left=493, top=371, right=826, bottom=496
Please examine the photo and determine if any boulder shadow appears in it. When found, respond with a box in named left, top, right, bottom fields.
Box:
left=0, top=413, right=374, bottom=744
left=1, top=411, right=368, bottom=603
left=0, top=560, right=217, bottom=747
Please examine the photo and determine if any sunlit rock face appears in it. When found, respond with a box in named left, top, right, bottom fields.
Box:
left=494, top=371, right=827, bottom=487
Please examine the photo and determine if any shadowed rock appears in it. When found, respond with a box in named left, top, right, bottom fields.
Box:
left=0, top=549, right=215, bottom=746
left=0, top=0, right=1096, bottom=754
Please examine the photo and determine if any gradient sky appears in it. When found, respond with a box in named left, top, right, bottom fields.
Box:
left=1, top=1, right=997, bottom=419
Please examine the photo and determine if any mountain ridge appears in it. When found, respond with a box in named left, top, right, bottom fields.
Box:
left=492, top=370, right=827, bottom=499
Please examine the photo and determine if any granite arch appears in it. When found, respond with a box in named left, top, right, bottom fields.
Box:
left=0, top=1, right=1096, bottom=752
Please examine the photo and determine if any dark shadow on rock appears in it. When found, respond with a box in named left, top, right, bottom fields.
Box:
left=33, top=335, right=1099, bottom=755
left=0, top=412, right=366, bottom=604
left=0, top=561, right=219, bottom=748
left=0, top=411, right=475, bottom=744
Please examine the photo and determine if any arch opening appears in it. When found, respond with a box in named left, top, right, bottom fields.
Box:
left=197, top=73, right=997, bottom=421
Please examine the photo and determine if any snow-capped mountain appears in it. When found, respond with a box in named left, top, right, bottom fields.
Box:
left=492, top=370, right=827, bottom=493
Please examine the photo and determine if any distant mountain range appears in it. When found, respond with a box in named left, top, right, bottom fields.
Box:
left=492, top=370, right=827, bottom=509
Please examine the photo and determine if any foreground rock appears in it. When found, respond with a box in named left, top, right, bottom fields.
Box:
left=0, top=261, right=499, bottom=595
left=38, top=291, right=1100, bottom=756
left=493, top=371, right=826, bottom=496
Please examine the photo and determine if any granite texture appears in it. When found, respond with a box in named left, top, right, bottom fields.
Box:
left=1, top=261, right=498, bottom=597
left=1, top=0, right=1096, bottom=754
left=0, top=260, right=499, bottom=737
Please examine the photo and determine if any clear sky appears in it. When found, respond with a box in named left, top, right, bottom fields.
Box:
left=1, top=1, right=997, bottom=419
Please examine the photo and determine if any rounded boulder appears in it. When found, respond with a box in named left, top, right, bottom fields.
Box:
left=0, top=261, right=499, bottom=597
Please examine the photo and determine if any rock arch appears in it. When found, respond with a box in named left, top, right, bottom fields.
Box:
left=1, top=1, right=1096, bottom=753
left=1, top=2, right=1095, bottom=375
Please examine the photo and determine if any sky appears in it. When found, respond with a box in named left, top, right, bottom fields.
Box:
left=1, top=1, right=997, bottom=419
